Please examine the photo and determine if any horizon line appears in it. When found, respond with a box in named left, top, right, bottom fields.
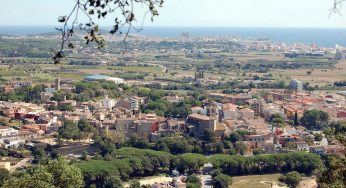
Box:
left=1, top=25, right=346, bottom=29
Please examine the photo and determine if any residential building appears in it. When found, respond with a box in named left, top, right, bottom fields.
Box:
left=296, top=141, right=309, bottom=151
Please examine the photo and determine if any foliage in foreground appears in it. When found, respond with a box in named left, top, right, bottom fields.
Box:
left=2, top=158, right=83, bottom=188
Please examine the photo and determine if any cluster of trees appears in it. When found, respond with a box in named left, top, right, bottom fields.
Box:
left=93, top=128, right=250, bottom=158
left=155, top=132, right=246, bottom=156
left=76, top=148, right=174, bottom=187
left=58, top=120, right=96, bottom=141
left=173, top=153, right=207, bottom=174
left=137, top=88, right=166, bottom=100
left=241, top=61, right=335, bottom=71
left=143, top=98, right=200, bottom=118
left=213, top=173, right=233, bottom=188
left=318, top=155, right=346, bottom=188
left=300, top=110, right=329, bottom=130
left=205, top=80, right=286, bottom=91
left=93, top=133, right=153, bottom=156
left=48, top=104, right=75, bottom=112
left=333, top=81, right=346, bottom=87
left=319, top=120, right=346, bottom=188
left=73, top=80, right=121, bottom=102
left=278, top=171, right=304, bottom=187
left=139, top=88, right=202, bottom=117
left=0, top=84, right=45, bottom=103
left=270, top=113, right=286, bottom=127
left=0, top=38, right=56, bottom=58
left=210, top=152, right=322, bottom=176
left=324, top=121, right=346, bottom=146
left=76, top=147, right=235, bottom=188
left=113, top=72, right=148, bottom=80
left=2, top=158, right=84, bottom=188
left=94, top=131, right=236, bottom=158
left=185, top=174, right=202, bottom=188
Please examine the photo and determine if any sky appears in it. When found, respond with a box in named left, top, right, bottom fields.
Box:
left=1, top=0, right=346, bottom=28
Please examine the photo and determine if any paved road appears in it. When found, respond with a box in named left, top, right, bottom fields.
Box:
left=201, top=174, right=213, bottom=188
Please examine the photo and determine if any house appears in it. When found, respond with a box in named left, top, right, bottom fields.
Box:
left=309, top=146, right=325, bottom=155
left=228, top=96, right=252, bottom=105
left=0, top=127, right=18, bottom=138
left=244, top=133, right=271, bottom=149
left=187, top=113, right=217, bottom=137
left=267, top=92, right=286, bottom=101
left=165, top=96, right=184, bottom=103
left=59, top=100, right=77, bottom=107
left=222, top=103, right=238, bottom=120
left=133, top=120, right=157, bottom=140
left=2, top=138, right=24, bottom=148
left=215, top=123, right=226, bottom=138
left=102, top=119, right=116, bottom=129
left=323, top=145, right=345, bottom=155
left=296, top=141, right=309, bottom=151
left=336, top=111, right=346, bottom=119
left=102, top=95, right=117, bottom=110
left=247, top=99, right=263, bottom=116
left=22, top=124, right=47, bottom=133
left=276, top=134, right=299, bottom=147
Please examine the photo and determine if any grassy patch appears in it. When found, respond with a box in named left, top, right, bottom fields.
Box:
left=230, top=174, right=285, bottom=188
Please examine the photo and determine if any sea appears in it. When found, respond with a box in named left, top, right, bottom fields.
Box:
left=1, top=25, right=346, bottom=48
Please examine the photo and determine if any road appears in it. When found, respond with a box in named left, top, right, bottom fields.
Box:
left=201, top=174, right=213, bottom=188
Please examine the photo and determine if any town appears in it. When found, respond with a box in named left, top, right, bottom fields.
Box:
left=0, top=51, right=345, bottom=187
left=0, top=19, right=346, bottom=188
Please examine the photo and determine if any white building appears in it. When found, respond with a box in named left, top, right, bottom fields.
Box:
left=0, top=127, right=18, bottom=138
left=296, top=141, right=309, bottom=151
left=2, top=138, right=24, bottom=148
left=165, top=96, right=184, bottom=103
left=107, top=77, right=124, bottom=84
left=85, top=75, right=124, bottom=84
left=320, top=138, right=329, bottom=146
left=102, top=95, right=117, bottom=110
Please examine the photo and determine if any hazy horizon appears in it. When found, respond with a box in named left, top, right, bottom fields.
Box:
left=2, top=25, right=346, bottom=29
left=1, top=0, right=346, bottom=28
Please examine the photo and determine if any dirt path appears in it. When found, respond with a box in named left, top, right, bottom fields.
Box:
left=123, top=176, right=173, bottom=188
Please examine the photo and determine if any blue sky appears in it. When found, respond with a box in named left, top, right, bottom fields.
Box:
left=1, top=0, right=346, bottom=27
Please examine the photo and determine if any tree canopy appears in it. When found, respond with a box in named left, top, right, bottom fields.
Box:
left=3, top=158, right=84, bottom=188
left=300, top=110, right=329, bottom=130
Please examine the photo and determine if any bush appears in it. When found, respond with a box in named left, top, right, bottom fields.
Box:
left=278, top=171, right=303, bottom=187
left=185, top=174, right=202, bottom=188
left=213, top=173, right=233, bottom=188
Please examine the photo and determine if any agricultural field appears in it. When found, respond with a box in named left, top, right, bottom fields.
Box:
left=270, top=60, right=346, bottom=87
